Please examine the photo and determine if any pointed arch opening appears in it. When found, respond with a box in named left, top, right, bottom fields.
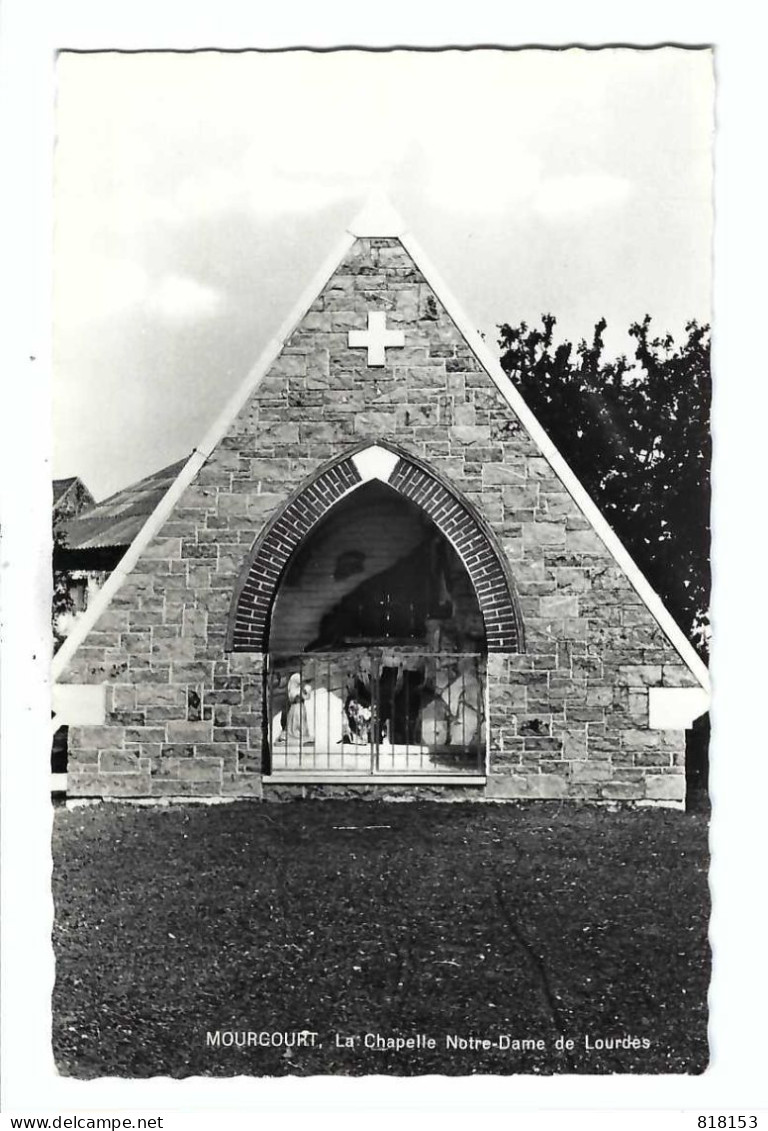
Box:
left=227, top=442, right=524, bottom=655
left=268, top=478, right=487, bottom=655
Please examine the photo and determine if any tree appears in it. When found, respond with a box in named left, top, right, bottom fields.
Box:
left=498, top=314, right=711, bottom=654
left=52, top=527, right=74, bottom=652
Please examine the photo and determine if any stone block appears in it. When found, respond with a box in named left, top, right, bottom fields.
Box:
left=453, top=403, right=476, bottom=427
left=109, top=709, right=146, bottom=727
left=523, top=522, right=566, bottom=548
left=150, top=779, right=212, bottom=797
left=661, top=664, right=701, bottom=689
left=174, top=757, right=223, bottom=782
left=620, top=727, right=660, bottom=748
left=216, top=493, right=252, bottom=519
left=142, top=706, right=183, bottom=726
left=67, top=769, right=151, bottom=797
left=171, top=662, right=216, bottom=683
left=612, top=767, right=645, bottom=782
left=257, top=422, right=300, bottom=445
left=222, top=772, right=264, bottom=797
left=111, top=685, right=137, bottom=711
left=540, top=595, right=580, bottom=619
left=299, top=421, right=338, bottom=442
left=562, top=729, right=588, bottom=760
left=449, top=425, right=491, bottom=446
left=539, top=491, right=576, bottom=518
left=527, top=774, right=569, bottom=798
left=599, top=781, right=645, bottom=801
left=99, top=750, right=143, bottom=773
left=248, top=457, right=291, bottom=481
left=142, top=537, right=183, bottom=561
left=570, top=761, right=613, bottom=783
left=618, top=665, right=664, bottom=687
left=522, top=736, right=562, bottom=754
left=194, top=742, right=239, bottom=764
left=166, top=720, right=214, bottom=744
left=585, top=686, right=613, bottom=707
left=68, top=725, right=125, bottom=751
left=369, top=384, right=408, bottom=405
left=152, top=636, right=197, bottom=663
left=354, top=411, right=397, bottom=434
left=555, top=567, right=590, bottom=593
left=485, top=774, right=531, bottom=799
left=97, top=609, right=131, bottom=632
left=227, top=654, right=263, bottom=674
left=269, top=354, right=307, bottom=377
left=66, top=749, right=99, bottom=766
left=207, top=687, right=243, bottom=706
left=397, top=404, right=439, bottom=428
left=124, top=726, right=168, bottom=744
left=566, top=529, right=605, bottom=554
left=634, top=749, right=674, bottom=767
left=482, top=462, right=527, bottom=485
left=501, top=484, right=540, bottom=510
left=182, top=609, right=207, bottom=639
left=645, top=773, right=686, bottom=801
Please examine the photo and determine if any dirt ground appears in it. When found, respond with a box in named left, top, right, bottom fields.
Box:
left=52, top=799, right=710, bottom=1077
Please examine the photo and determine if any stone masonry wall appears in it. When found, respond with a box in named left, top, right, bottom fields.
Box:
left=62, top=237, right=701, bottom=803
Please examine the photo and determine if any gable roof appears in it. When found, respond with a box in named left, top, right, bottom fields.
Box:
left=53, top=197, right=710, bottom=691
left=53, top=477, right=79, bottom=505
left=57, top=457, right=188, bottom=551
left=52, top=475, right=95, bottom=518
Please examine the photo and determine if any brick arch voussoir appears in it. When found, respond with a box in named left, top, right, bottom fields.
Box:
left=226, top=445, right=523, bottom=654
left=387, top=456, right=523, bottom=653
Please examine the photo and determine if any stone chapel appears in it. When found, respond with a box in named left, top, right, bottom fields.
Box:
left=52, top=200, right=709, bottom=805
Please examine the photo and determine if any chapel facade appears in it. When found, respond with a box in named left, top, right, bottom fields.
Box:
left=53, top=204, right=708, bottom=805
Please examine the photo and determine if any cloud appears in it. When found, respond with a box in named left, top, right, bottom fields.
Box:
left=532, top=174, right=632, bottom=219
left=55, top=253, right=224, bottom=330
left=148, top=274, right=222, bottom=321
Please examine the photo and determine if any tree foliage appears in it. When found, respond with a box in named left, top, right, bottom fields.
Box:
left=52, top=527, right=74, bottom=652
left=498, top=314, right=711, bottom=653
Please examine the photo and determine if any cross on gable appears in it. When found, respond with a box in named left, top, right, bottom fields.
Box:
left=348, top=311, right=405, bottom=367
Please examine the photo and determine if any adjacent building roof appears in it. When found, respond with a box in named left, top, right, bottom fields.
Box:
left=53, top=477, right=79, bottom=505
left=52, top=476, right=95, bottom=522
left=57, top=457, right=189, bottom=551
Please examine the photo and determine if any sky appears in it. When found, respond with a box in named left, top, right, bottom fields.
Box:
left=53, top=48, right=713, bottom=499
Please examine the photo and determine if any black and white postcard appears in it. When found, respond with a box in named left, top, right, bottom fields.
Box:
left=2, top=13, right=767, bottom=1124
left=47, top=45, right=713, bottom=1077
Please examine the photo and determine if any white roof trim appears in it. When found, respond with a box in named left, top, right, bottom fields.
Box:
left=54, top=195, right=709, bottom=692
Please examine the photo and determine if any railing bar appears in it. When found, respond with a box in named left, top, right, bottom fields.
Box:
left=461, top=664, right=466, bottom=756
left=372, top=650, right=379, bottom=776
left=268, top=663, right=274, bottom=769
left=405, top=667, right=410, bottom=771
left=328, top=660, right=332, bottom=773
left=390, top=662, right=396, bottom=770
left=477, top=657, right=483, bottom=773
left=297, top=657, right=302, bottom=770
left=315, top=658, right=319, bottom=767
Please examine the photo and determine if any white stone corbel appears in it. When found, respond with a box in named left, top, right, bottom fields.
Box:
left=648, top=687, right=710, bottom=730
left=51, top=683, right=107, bottom=728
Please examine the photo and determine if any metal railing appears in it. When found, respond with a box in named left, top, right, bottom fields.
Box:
left=267, top=649, right=486, bottom=775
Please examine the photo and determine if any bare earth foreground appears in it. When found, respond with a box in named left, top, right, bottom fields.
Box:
left=52, top=800, right=710, bottom=1077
